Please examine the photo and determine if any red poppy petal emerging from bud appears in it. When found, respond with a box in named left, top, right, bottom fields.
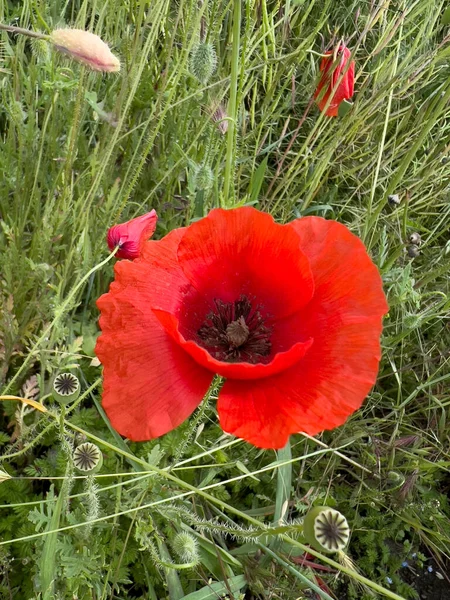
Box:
left=107, top=210, right=157, bottom=260
left=96, top=208, right=388, bottom=448
left=314, top=45, right=355, bottom=117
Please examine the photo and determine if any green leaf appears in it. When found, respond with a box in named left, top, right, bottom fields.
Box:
left=248, top=157, right=268, bottom=204
left=180, top=575, right=247, bottom=600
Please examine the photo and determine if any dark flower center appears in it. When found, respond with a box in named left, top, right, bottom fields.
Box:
left=197, top=295, right=272, bottom=364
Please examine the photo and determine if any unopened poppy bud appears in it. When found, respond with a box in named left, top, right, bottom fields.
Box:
left=303, top=506, right=350, bottom=553
left=314, top=45, right=355, bottom=117
left=52, top=372, right=81, bottom=405
left=107, top=210, right=158, bottom=260
left=73, top=442, right=103, bottom=473
left=194, top=164, right=214, bottom=191
left=190, top=42, right=217, bottom=83
left=172, top=532, right=200, bottom=565
left=50, top=28, right=120, bottom=73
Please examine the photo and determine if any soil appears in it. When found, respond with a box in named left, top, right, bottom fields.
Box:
left=402, top=557, right=450, bottom=600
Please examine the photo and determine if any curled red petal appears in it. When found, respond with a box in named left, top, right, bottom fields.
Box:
left=315, top=46, right=355, bottom=117
left=153, top=308, right=313, bottom=380
left=107, top=210, right=158, bottom=259
left=96, top=229, right=212, bottom=441
left=218, top=217, right=388, bottom=449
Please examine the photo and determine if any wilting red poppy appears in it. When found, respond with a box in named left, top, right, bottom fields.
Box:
left=314, top=45, right=355, bottom=117
left=107, top=210, right=157, bottom=259
left=96, top=208, right=387, bottom=449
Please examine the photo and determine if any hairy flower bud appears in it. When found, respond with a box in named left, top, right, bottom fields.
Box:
left=194, top=164, right=214, bottom=191
left=172, top=532, right=199, bottom=565
left=190, top=42, right=217, bottom=83
left=50, top=29, right=120, bottom=73
left=303, top=506, right=350, bottom=553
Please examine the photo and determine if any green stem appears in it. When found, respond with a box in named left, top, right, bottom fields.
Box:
left=223, top=0, right=241, bottom=206
left=50, top=416, right=402, bottom=600
left=1, top=249, right=117, bottom=395
left=0, top=22, right=49, bottom=40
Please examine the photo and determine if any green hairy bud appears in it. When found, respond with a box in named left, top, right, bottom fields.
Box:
left=190, top=42, right=217, bottom=83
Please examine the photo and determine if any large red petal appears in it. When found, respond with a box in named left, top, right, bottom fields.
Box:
left=176, top=207, right=314, bottom=319
left=218, top=218, right=388, bottom=449
left=153, top=309, right=313, bottom=380
left=96, top=229, right=213, bottom=441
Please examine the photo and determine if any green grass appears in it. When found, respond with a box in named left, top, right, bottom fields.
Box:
left=0, top=0, right=449, bottom=598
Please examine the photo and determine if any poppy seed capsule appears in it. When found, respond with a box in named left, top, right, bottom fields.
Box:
left=50, top=29, right=120, bottom=73
left=407, top=244, right=420, bottom=258
left=73, top=443, right=103, bottom=473
left=388, top=194, right=400, bottom=207
left=409, top=232, right=422, bottom=246
left=303, top=506, right=350, bottom=553
left=52, top=372, right=80, bottom=405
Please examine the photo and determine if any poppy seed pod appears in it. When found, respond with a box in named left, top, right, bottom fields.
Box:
left=73, top=443, right=103, bottom=473
left=303, top=506, right=350, bottom=553
left=314, top=45, right=355, bottom=117
left=50, top=29, right=120, bottom=73
left=409, top=232, right=422, bottom=246
left=52, top=372, right=80, bottom=405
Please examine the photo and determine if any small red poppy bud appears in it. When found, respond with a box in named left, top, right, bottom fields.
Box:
left=50, top=28, right=120, bottom=73
left=107, top=210, right=158, bottom=259
left=314, top=45, right=355, bottom=117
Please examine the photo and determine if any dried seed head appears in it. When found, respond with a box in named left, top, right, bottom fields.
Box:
left=50, top=29, right=120, bottom=73
left=303, top=506, right=350, bottom=553
left=172, top=532, right=200, bottom=565
left=52, top=372, right=80, bottom=405
left=407, top=244, right=420, bottom=258
left=388, top=194, right=400, bottom=207
left=190, top=42, right=217, bottom=83
left=73, top=443, right=103, bottom=473
left=409, top=232, right=422, bottom=246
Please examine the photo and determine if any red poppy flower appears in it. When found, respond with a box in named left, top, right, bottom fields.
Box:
left=107, top=210, right=157, bottom=259
left=314, top=45, right=355, bottom=117
left=96, top=208, right=388, bottom=449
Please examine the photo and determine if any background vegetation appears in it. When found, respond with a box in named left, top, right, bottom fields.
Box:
left=0, top=0, right=449, bottom=598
